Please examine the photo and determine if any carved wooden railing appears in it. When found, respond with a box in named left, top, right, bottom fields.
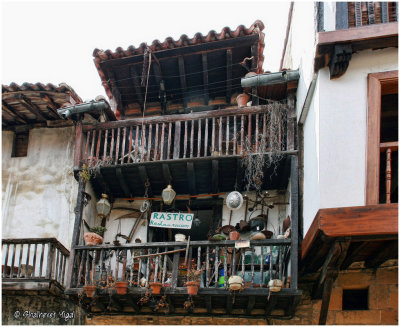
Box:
left=67, top=239, right=294, bottom=293
left=335, top=2, right=398, bottom=30
left=2, top=238, right=70, bottom=287
left=380, top=142, right=398, bottom=204
left=74, top=106, right=295, bottom=169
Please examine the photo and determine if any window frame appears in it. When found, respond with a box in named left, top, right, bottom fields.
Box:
left=366, top=70, right=398, bottom=205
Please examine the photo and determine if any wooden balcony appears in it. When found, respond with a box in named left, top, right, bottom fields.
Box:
left=65, top=239, right=301, bottom=318
left=2, top=238, right=69, bottom=294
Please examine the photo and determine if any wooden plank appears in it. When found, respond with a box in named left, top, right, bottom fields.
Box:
left=110, top=129, right=115, bottom=161
left=205, top=295, right=212, bottom=313
left=171, top=247, right=180, bottom=288
left=255, top=113, right=259, bottom=151
left=115, top=127, right=121, bottom=164
left=103, top=129, right=109, bottom=161
left=202, top=53, right=209, bottom=105
left=10, top=244, right=16, bottom=278
left=385, top=148, right=392, bottom=203
left=240, top=115, right=244, bottom=154
left=225, top=116, right=230, bottom=155
left=75, top=123, right=84, bottom=169
left=336, top=2, right=349, bottom=30
left=206, top=246, right=210, bottom=287
left=18, top=94, right=48, bottom=121
left=3, top=244, right=9, bottom=278
left=39, top=244, right=45, bottom=278
left=233, top=116, right=237, bottom=155
left=218, top=117, right=222, bottom=154
left=2, top=100, right=29, bottom=124
left=173, top=121, right=181, bottom=159
left=46, top=243, right=55, bottom=279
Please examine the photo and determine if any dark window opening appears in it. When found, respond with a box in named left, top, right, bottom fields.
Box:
left=11, top=131, right=29, bottom=157
left=342, top=289, right=369, bottom=310
left=380, top=94, right=398, bottom=143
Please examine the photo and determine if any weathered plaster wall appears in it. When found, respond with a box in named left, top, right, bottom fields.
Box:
left=2, top=128, right=78, bottom=250
left=2, top=293, right=85, bottom=325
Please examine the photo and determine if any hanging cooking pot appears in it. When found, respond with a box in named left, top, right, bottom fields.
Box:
left=238, top=196, right=250, bottom=232
left=249, top=216, right=265, bottom=231
left=221, top=210, right=235, bottom=235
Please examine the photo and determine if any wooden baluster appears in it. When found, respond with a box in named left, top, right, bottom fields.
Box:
left=190, top=120, right=194, bottom=158
left=211, top=118, right=216, bottom=155
left=96, top=129, right=102, bottom=161
left=145, top=249, right=150, bottom=287
left=78, top=250, right=86, bottom=286
left=223, top=247, right=228, bottom=288
left=162, top=247, right=167, bottom=285
left=241, top=115, right=244, bottom=154
left=255, top=113, right=259, bottom=152
left=154, top=248, right=159, bottom=282
left=250, top=246, right=255, bottom=287
left=114, top=127, right=120, bottom=164
left=91, top=250, right=96, bottom=284
left=84, top=131, right=90, bottom=162
left=232, top=247, right=236, bottom=275
left=386, top=148, right=392, bottom=204
left=89, top=130, right=96, bottom=166
left=39, top=243, right=45, bottom=277
left=160, top=123, right=165, bottom=160
left=17, top=244, right=24, bottom=278
left=99, top=249, right=104, bottom=283
left=226, top=116, right=230, bottom=155
left=147, top=124, right=153, bottom=162
left=58, top=250, right=63, bottom=282
left=103, top=129, right=108, bottom=161
left=214, top=246, right=219, bottom=288
left=128, top=127, right=133, bottom=163
left=260, top=246, right=264, bottom=288
left=198, top=119, right=202, bottom=157
left=140, top=125, right=146, bottom=162
left=197, top=246, right=201, bottom=271
left=233, top=116, right=237, bottom=155
left=25, top=244, right=31, bottom=278
left=154, top=124, right=159, bottom=161
left=204, top=118, right=209, bottom=157
left=184, top=121, right=188, bottom=158
left=61, top=255, right=67, bottom=285
left=137, top=249, right=143, bottom=286
left=121, top=127, right=127, bottom=163
left=248, top=113, right=252, bottom=150
left=85, top=250, right=90, bottom=285
left=241, top=250, right=245, bottom=278
left=10, top=244, right=16, bottom=278
left=219, top=117, right=222, bottom=155
left=134, top=126, right=139, bottom=162
left=206, top=246, right=210, bottom=287
left=167, top=122, right=172, bottom=160
left=54, top=248, right=59, bottom=281
left=3, top=244, right=9, bottom=278
left=110, top=129, right=115, bottom=162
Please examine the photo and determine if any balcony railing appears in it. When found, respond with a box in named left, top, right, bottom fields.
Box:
left=2, top=238, right=70, bottom=288
left=67, top=239, right=294, bottom=293
left=74, top=105, right=294, bottom=169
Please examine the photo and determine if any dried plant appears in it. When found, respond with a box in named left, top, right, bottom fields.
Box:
left=242, top=102, right=289, bottom=192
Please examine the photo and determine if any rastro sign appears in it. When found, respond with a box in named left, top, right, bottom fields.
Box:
left=149, top=212, right=194, bottom=229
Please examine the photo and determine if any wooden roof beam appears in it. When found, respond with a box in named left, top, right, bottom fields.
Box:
left=2, top=100, right=29, bottom=124
left=202, top=53, right=210, bottom=105
left=130, top=65, right=144, bottom=112
left=107, top=69, right=125, bottom=119
left=151, top=55, right=167, bottom=114
left=226, top=49, right=232, bottom=104
left=40, top=93, right=62, bottom=119
left=178, top=56, right=188, bottom=108
left=17, top=94, right=48, bottom=121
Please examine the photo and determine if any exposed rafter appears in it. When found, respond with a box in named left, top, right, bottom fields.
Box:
left=130, top=65, right=144, bottom=112
left=107, top=68, right=125, bottom=118
left=2, top=100, right=28, bottom=124
left=17, top=94, right=48, bottom=121
left=178, top=56, right=187, bottom=108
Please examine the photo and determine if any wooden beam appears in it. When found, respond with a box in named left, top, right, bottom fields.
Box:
left=2, top=101, right=29, bottom=124
left=340, top=241, right=369, bottom=270
left=202, top=53, right=209, bottom=105
left=116, top=167, right=132, bottom=198
left=187, top=162, right=196, bottom=196
left=130, top=65, right=144, bottom=111
left=205, top=295, right=212, bottom=314
left=178, top=56, right=187, bottom=108
left=226, top=49, right=232, bottom=104
left=39, top=94, right=61, bottom=119
left=107, top=69, right=125, bottom=118
left=290, top=155, right=299, bottom=290
left=151, top=57, right=167, bottom=114
left=318, top=271, right=336, bottom=325
left=246, top=295, right=255, bottom=315
left=265, top=295, right=277, bottom=316
left=364, top=240, right=397, bottom=268
left=17, top=94, right=48, bottom=121
left=226, top=294, right=233, bottom=314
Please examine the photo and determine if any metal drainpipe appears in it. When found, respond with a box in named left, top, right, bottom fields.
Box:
left=57, top=101, right=110, bottom=120
left=241, top=70, right=300, bottom=88
left=298, top=73, right=318, bottom=126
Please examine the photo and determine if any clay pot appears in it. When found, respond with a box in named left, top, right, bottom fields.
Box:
left=84, top=232, right=103, bottom=246
left=229, top=230, right=240, bottom=240
left=116, top=281, right=128, bottom=295
left=236, top=93, right=250, bottom=107
left=149, top=282, right=162, bottom=295
left=83, top=285, right=97, bottom=298
left=186, top=281, right=200, bottom=295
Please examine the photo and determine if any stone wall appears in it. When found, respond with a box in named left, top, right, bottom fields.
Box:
left=2, top=293, right=85, bottom=325
left=84, top=264, right=398, bottom=325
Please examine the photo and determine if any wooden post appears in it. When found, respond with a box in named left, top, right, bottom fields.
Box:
left=73, top=122, right=83, bottom=170
left=46, top=242, right=56, bottom=280
left=290, top=155, right=299, bottom=290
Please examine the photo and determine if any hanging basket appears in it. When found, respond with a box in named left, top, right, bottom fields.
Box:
left=185, top=281, right=200, bottom=295
left=149, top=282, right=162, bottom=295
left=115, top=281, right=128, bottom=295
left=83, top=285, right=97, bottom=298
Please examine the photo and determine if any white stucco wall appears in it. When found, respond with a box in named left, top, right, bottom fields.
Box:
left=2, top=127, right=78, bottom=250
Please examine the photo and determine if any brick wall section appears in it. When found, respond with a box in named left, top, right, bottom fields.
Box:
left=2, top=292, right=85, bottom=325
left=85, top=265, right=398, bottom=325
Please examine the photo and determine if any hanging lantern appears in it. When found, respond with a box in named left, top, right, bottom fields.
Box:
left=162, top=185, right=176, bottom=205
left=96, top=194, right=111, bottom=218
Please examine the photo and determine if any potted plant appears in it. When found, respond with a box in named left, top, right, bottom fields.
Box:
left=84, top=226, right=107, bottom=246
left=83, top=284, right=97, bottom=298
left=115, top=280, right=128, bottom=295
left=185, top=267, right=203, bottom=295
left=149, top=272, right=163, bottom=294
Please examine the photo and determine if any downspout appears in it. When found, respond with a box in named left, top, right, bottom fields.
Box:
left=57, top=100, right=111, bottom=120
left=298, top=73, right=318, bottom=125
left=241, top=70, right=300, bottom=88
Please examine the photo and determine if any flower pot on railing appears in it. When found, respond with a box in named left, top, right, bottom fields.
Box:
left=236, top=93, right=250, bottom=108
left=83, top=232, right=103, bottom=246
left=83, top=285, right=97, bottom=298
left=228, top=275, right=243, bottom=291
left=115, top=281, right=128, bottom=295
left=229, top=230, right=240, bottom=240
left=149, top=282, right=162, bottom=295
left=185, top=281, right=200, bottom=295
